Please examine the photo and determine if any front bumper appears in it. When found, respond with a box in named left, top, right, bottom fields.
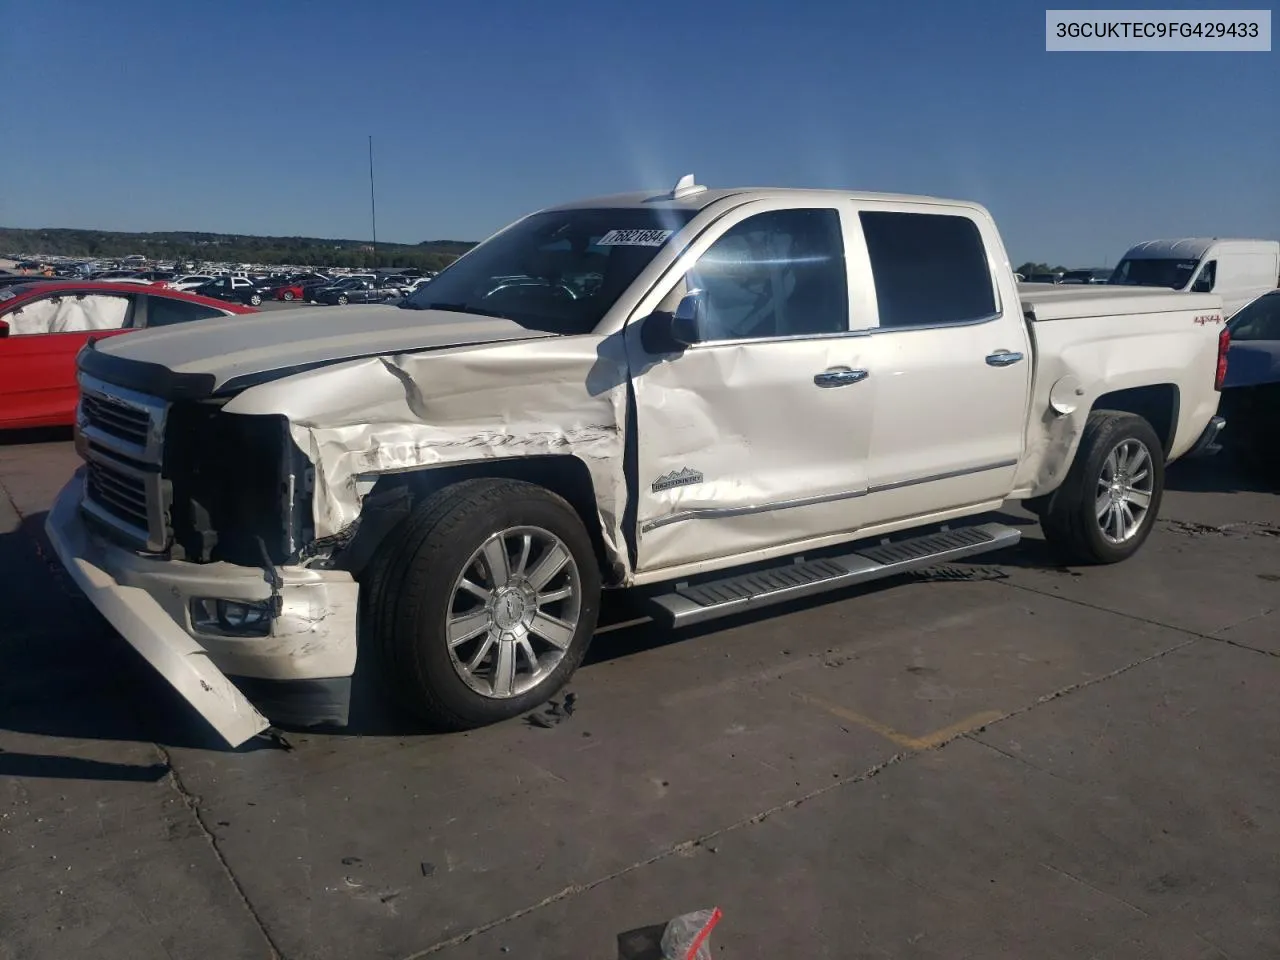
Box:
left=45, top=471, right=360, bottom=747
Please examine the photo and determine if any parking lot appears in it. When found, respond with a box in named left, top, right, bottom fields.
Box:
left=1, top=434, right=1277, bottom=959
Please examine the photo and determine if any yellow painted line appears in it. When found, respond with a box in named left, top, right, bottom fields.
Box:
left=912, top=710, right=1006, bottom=749
left=793, top=692, right=1004, bottom=751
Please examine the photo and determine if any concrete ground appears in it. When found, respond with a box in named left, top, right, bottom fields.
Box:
left=1, top=434, right=1277, bottom=960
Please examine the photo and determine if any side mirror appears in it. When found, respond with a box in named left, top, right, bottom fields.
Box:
left=671, top=290, right=705, bottom=345
left=640, top=290, right=705, bottom=354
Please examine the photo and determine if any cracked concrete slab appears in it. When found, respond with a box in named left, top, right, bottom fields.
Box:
left=2, top=445, right=1278, bottom=959
left=437, top=640, right=1279, bottom=958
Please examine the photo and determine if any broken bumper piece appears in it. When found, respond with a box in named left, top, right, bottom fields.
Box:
left=45, top=471, right=360, bottom=748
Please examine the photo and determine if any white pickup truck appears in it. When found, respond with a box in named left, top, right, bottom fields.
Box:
left=47, top=177, right=1231, bottom=747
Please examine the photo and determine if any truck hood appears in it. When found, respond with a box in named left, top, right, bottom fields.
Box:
left=88, top=304, right=552, bottom=393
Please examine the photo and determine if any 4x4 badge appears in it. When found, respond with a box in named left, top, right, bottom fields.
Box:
left=652, top=467, right=704, bottom=492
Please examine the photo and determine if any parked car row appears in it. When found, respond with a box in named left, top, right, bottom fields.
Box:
left=176, top=271, right=432, bottom=306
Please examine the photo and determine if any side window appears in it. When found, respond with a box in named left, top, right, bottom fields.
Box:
left=144, top=297, right=227, bottom=328
left=3, top=294, right=131, bottom=336
left=1191, top=260, right=1216, bottom=293
left=684, top=208, right=848, bottom=341
left=1228, top=294, right=1280, bottom=341
left=859, top=211, right=997, bottom=328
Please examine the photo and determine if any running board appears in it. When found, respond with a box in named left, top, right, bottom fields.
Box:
left=646, top=522, right=1021, bottom=628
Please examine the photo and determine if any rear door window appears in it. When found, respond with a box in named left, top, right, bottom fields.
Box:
left=143, top=296, right=228, bottom=327
left=859, top=211, right=996, bottom=329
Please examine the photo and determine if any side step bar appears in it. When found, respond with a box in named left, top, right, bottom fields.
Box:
left=646, top=522, right=1021, bottom=628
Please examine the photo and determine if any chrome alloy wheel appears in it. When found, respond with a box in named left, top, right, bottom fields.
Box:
left=1096, top=438, right=1154, bottom=544
left=445, top=526, right=581, bottom=699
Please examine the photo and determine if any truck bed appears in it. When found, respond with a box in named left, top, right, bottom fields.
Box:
left=1018, top=283, right=1221, bottom=322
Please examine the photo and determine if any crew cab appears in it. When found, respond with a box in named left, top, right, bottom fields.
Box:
left=45, top=178, right=1228, bottom=747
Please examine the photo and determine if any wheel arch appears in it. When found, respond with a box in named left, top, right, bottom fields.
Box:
left=1089, top=384, right=1180, bottom=457
left=333, top=455, right=619, bottom=584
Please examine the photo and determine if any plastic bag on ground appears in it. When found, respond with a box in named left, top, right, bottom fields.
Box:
left=660, top=907, right=723, bottom=960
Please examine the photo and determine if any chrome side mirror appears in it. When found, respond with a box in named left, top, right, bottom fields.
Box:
left=640, top=289, right=705, bottom=355
left=670, top=289, right=705, bottom=346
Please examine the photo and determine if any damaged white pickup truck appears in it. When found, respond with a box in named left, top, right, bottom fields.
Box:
left=46, top=177, right=1231, bottom=747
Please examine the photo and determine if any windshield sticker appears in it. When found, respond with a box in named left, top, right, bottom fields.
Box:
left=597, top=229, right=674, bottom=247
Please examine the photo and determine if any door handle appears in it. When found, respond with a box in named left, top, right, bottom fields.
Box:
left=813, top=367, right=869, bottom=388
left=985, top=350, right=1024, bottom=367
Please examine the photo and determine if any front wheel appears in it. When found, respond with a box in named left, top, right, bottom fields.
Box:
left=249, top=293, right=262, bottom=306
left=282, top=290, right=296, bottom=301
left=366, top=478, right=601, bottom=730
left=1039, top=411, right=1165, bottom=564
left=336, top=294, right=348, bottom=305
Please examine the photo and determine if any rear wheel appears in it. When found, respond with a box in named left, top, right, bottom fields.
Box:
left=366, top=479, right=601, bottom=730
left=336, top=294, right=348, bottom=305
left=282, top=290, right=296, bottom=301
left=1039, top=411, right=1164, bottom=564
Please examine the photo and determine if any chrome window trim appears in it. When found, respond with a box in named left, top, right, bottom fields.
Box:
left=640, top=459, right=1018, bottom=533
left=863, top=310, right=1005, bottom=335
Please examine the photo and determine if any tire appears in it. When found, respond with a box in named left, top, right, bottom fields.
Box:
left=337, top=294, right=348, bottom=305
left=1039, top=410, right=1165, bottom=565
left=249, top=293, right=262, bottom=306
left=283, top=290, right=295, bottom=301
left=366, top=478, right=601, bottom=730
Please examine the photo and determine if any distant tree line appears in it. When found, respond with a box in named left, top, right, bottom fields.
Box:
left=0, top=227, right=476, bottom=272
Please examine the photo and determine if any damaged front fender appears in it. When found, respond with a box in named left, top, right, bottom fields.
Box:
left=222, top=334, right=632, bottom=575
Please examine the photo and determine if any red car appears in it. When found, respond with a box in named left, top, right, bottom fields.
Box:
left=0, top=281, right=257, bottom=429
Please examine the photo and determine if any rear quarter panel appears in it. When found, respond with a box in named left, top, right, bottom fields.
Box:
left=1013, top=296, right=1224, bottom=496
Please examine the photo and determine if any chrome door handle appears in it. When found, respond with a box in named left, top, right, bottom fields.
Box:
left=813, top=367, right=869, bottom=388
left=985, top=350, right=1024, bottom=367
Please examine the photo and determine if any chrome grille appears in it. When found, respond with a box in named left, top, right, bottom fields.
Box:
left=85, top=459, right=149, bottom=534
left=80, top=392, right=151, bottom=449
left=76, top=374, right=171, bottom=553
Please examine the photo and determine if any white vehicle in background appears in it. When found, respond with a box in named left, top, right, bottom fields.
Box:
left=1109, top=238, right=1280, bottom=317
left=46, top=176, right=1229, bottom=748
left=168, top=275, right=218, bottom=291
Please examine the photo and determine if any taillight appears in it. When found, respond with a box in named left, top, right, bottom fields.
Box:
left=1214, top=326, right=1230, bottom=391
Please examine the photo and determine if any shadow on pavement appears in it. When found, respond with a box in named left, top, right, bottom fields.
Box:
left=615, top=924, right=668, bottom=960
left=0, top=511, right=281, bottom=755
left=0, top=426, right=73, bottom=447
left=1166, top=454, right=1278, bottom=495
left=0, top=750, right=170, bottom=782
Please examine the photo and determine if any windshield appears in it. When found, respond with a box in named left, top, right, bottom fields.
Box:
left=1108, top=257, right=1198, bottom=289
left=1227, top=292, right=1280, bottom=341
left=400, top=207, right=697, bottom=334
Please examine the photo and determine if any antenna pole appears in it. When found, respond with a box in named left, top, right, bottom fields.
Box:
left=368, top=135, right=378, bottom=273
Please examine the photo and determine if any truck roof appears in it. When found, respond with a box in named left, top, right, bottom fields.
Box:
left=537, top=175, right=986, bottom=216
left=1122, top=238, right=1279, bottom=260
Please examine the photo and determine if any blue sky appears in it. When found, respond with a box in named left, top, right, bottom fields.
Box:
left=3, top=0, right=1276, bottom=265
